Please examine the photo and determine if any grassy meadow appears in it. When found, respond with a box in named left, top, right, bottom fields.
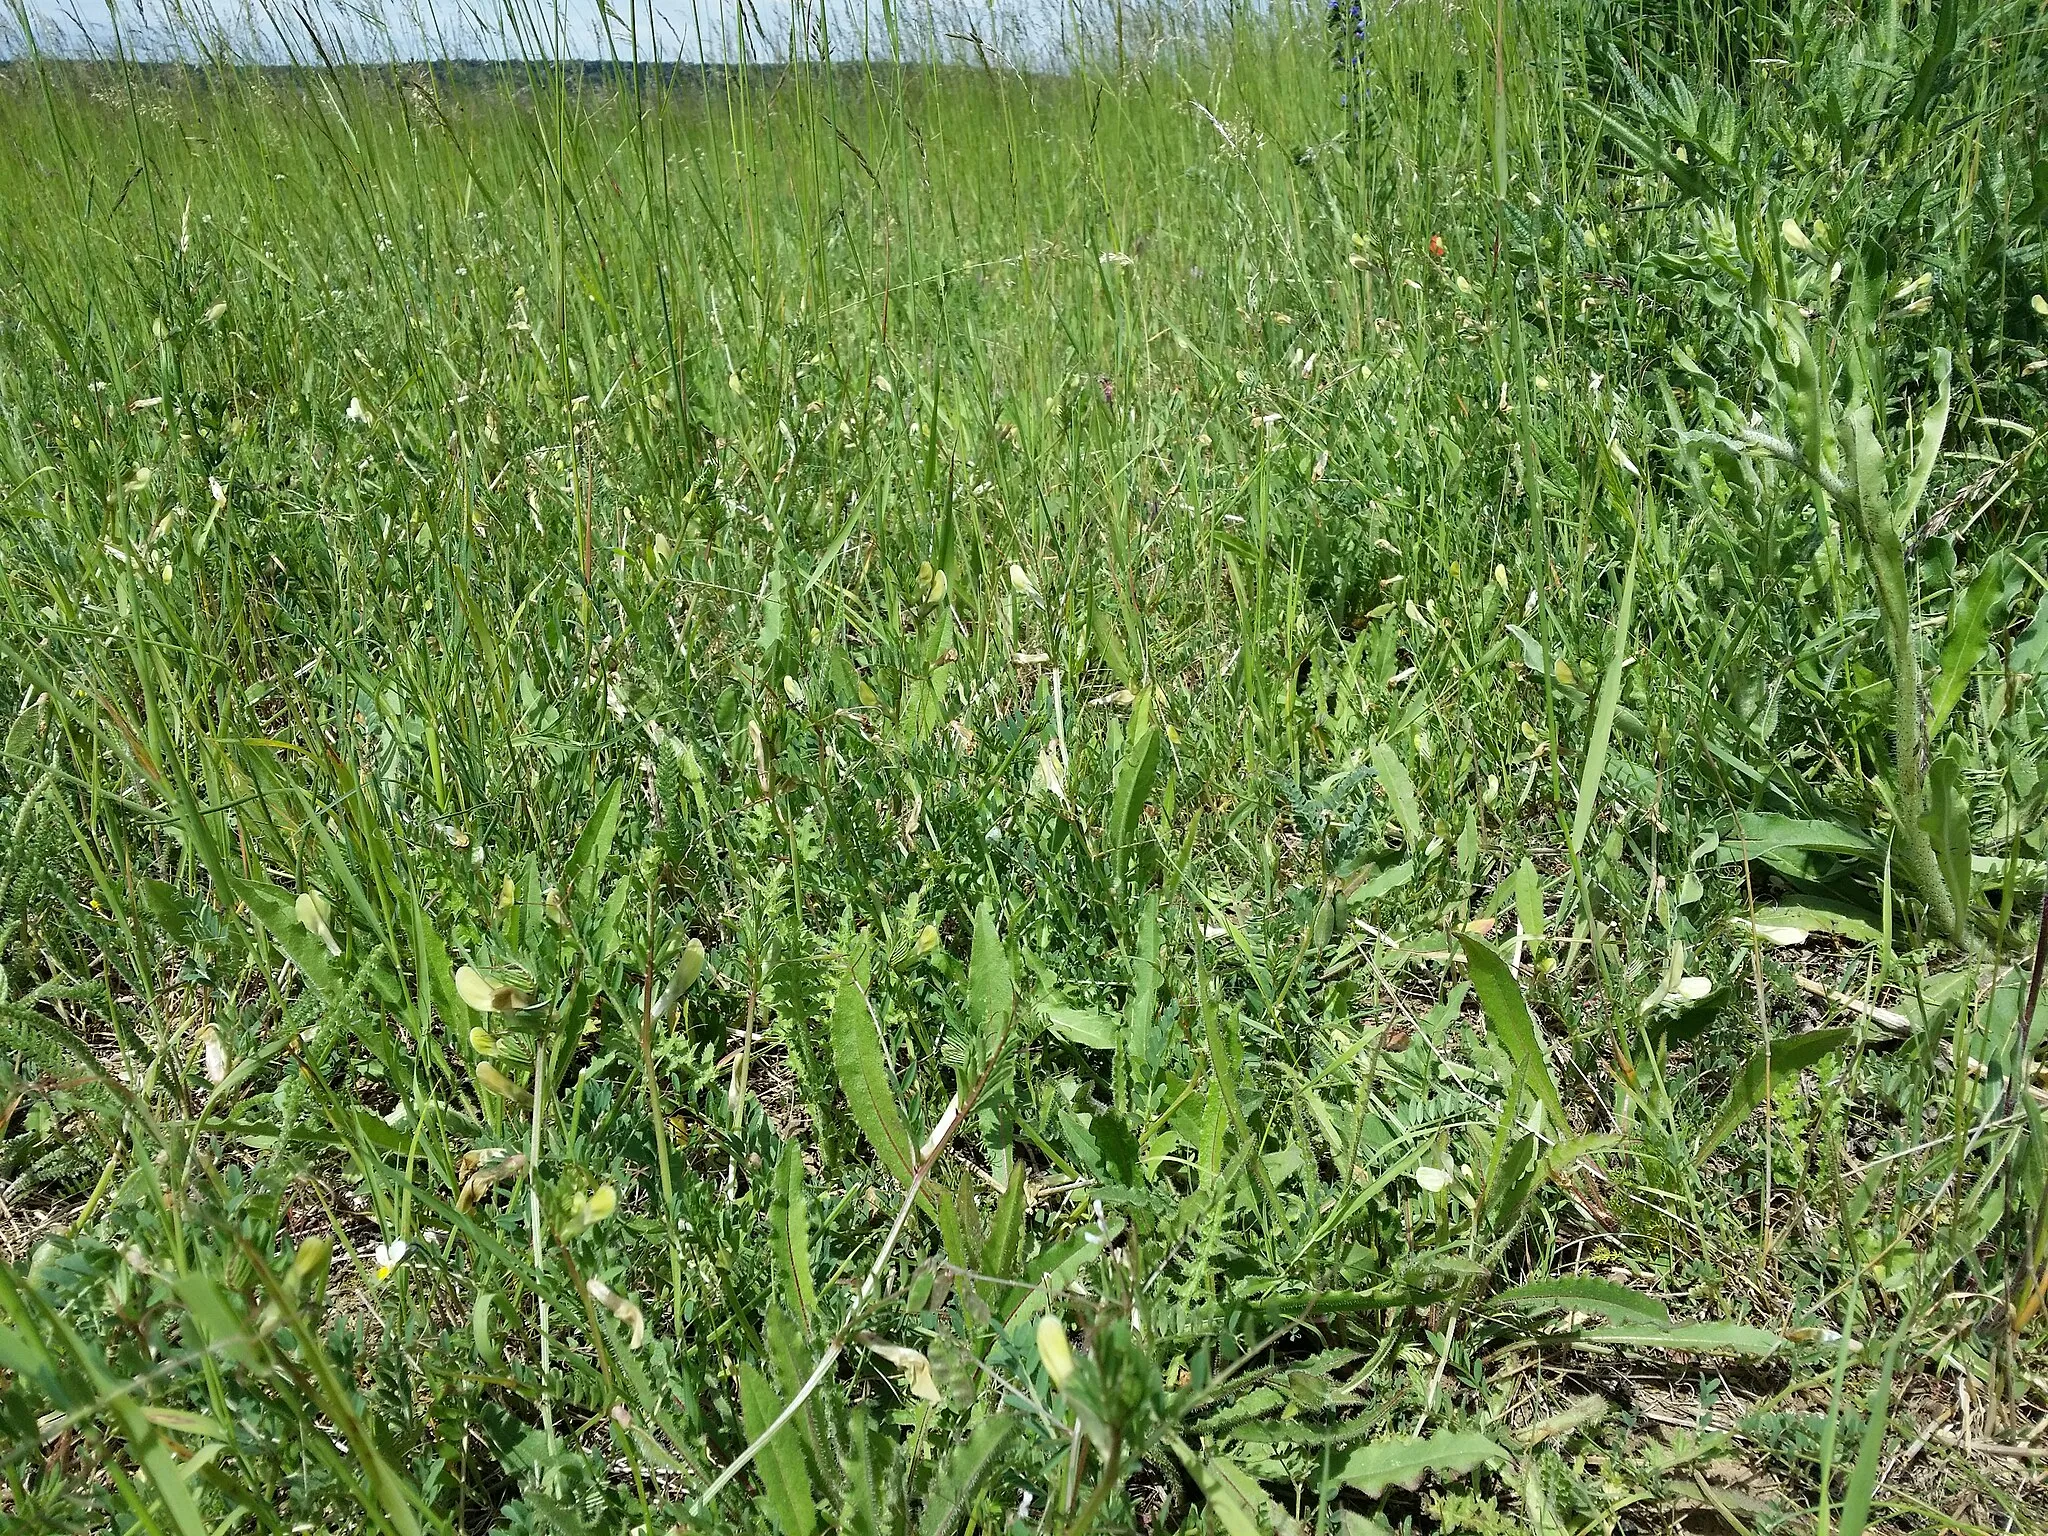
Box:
left=2, top=1, right=2048, bottom=1530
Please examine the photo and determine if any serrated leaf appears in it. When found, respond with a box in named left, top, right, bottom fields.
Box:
left=1458, top=934, right=1568, bottom=1133
left=1039, top=1001, right=1118, bottom=1050
left=830, top=969, right=916, bottom=1186
left=1577, top=1321, right=1783, bottom=1358
left=564, top=778, right=625, bottom=907
left=1492, top=1276, right=1670, bottom=1326
left=1369, top=740, right=1425, bottom=851
left=769, top=1143, right=817, bottom=1335
left=740, top=1362, right=816, bottom=1536
left=1696, top=1027, right=1854, bottom=1162
left=917, top=1413, right=1017, bottom=1536
left=1929, top=554, right=2005, bottom=735
left=238, top=879, right=346, bottom=996
left=1327, top=1431, right=1507, bottom=1499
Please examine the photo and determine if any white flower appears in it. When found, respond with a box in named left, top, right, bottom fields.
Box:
left=867, top=1341, right=943, bottom=1403
left=372, top=1239, right=408, bottom=1280
left=1414, top=1165, right=1454, bottom=1193
left=200, top=1026, right=227, bottom=1085
left=455, top=964, right=526, bottom=1013
left=295, top=891, right=340, bottom=956
left=346, top=397, right=373, bottom=425
left=1730, top=917, right=1808, bottom=948
left=1035, top=1315, right=1077, bottom=1388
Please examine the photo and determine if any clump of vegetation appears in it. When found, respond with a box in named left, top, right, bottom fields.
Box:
left=1, top=1, right=2046, bottom=1531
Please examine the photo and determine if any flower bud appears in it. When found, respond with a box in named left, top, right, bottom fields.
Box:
left=1036, top=1314, right=1076, bottom=1389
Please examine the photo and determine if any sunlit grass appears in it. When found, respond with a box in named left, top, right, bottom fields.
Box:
left=1, top=1, right=2046, bottom=1530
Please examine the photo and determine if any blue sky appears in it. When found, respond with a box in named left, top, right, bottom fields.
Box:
left=6, top=0, right=1129, bottom=63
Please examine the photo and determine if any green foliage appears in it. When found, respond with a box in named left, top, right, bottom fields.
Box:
left=0, top=1, right=2045, bottom=1531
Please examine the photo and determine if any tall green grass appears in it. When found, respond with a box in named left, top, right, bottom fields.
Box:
left=1, top=1, right=2046, bottom=1530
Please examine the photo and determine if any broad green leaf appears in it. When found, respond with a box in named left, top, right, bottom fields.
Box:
left=829, top=970, right=916, bottom=1186
left=1109, top=693, right=1162, bottom=879
left=1002, top=1215, right=1125, bottom=1329
left=1696, top=1027, right=1855, bottom=1162
left=1164, top=1440, right=1265, bottom=1536
left=1327, top=1431, right=1507, bottom=1498
left=917, top=1413, right=1018, bottom=1536
left=1578, top=1321, right=1783, bottom=1358
left=1355, top=860, right=1414, bottom=903
left=1090, top=599, right=1138, bottom=687
left=1928, top=553, right=2005, bottom=735
left=1492, top=1277, right=1670, bottom=1326
left=1569, top=536, right=1637, bottom=859
left=1458, top=934, right=1568, bottom=1134
left=1839, top=1337, right=1900, bottom=1536
left=983, top=1161, right=1027, bottom=1285
left=740, top=1362, right=817, bottom=1536
left=769, top=1144, right=817, bottom=1335
left=1749, top=901, right=1884, bottom=946
left=171, top=1269, right=259, bottom=1370
left=1124, top=892, right=1165, bottom=1090
left=1921, top=753, right=1973, bottom=928
left=564, top=778, right=625, bottom=906
left=1512, top=857, right=1545, bottom=940
left=1038, top=1001, right=1118, bottom=1050
left=1895, top=347, right=1952, bottom=532
left=1719, top=814, right=1879, bottom=863
left=1369, top=740, right=1425, bottom=851
left=238, top=879, right=346, bottom=996
left=967, top=900, right=1012, bottom=1057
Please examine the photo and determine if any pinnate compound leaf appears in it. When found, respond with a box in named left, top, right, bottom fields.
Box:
left=1327, top=1431, right=1508, bottom=1499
